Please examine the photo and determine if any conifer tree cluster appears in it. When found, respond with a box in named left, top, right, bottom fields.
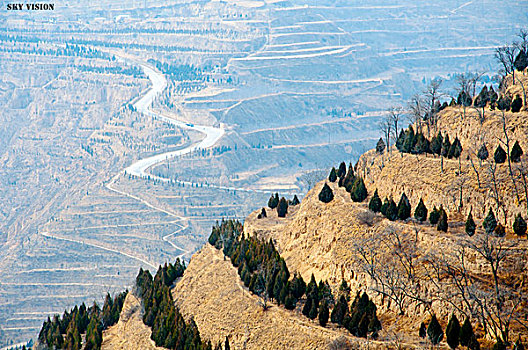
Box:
left=395, top=127, right=463, bottom=160
left=429, top=205, right=448, bottom=232
left=420, top=314, right=480, bottom=349
left=210, top=220, right=308, bottom=310
left=335, top=162, right=368, bottom=202
left=330, top=289, right=382, bottom=339
left=266, top=193, right=298, bottom=217
left=209, top=221, right=381, bottom=338
left=136, top=260, right=215, bottom=349
left=38, top=291, right=127, bottom=350
left=370, top=191, right=451, bottom=231
left=257, top=207, right=267, bottom=219
left=302, top=274, right=334, bottom=324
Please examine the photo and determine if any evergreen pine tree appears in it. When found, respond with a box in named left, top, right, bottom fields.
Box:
left=448, top=137, right=463, bottom=159
left=291, top=195, right=300, bottom=206
left=427, top=315, right=444, bottom=345
left=494, top=145, right=507, bottom=164
left=489, top=87, right=498, bottom=108
left=511, top=95, right=523, bottom=113
left=414, top=198, right=428, bottom=222
left=477, top=144, right=489, bottom=161
left=308, top=299, right=319, bottom=320
left=431, top=132, right=443, bottom=155
left=376, top=138, right=386, bottom=154
left=513, top=213, right=527, bottom=236
left=344, top=163, right=356, bottom=192
left=483, top=208, right=498, bottom=235
left=442, top=134, right=451, bottom=158
left=403, top=126, right=416, bottom=153
left=302, top=298, right=312, bottom=318
left=474, top=86, right=489, bottom=109
left=457, top=90, right=472, bottom=107
left=318, top=300, right=329, bottom=327
left=429, top=206, right=440, bottom=225
left=385, top=198, right=398, bottom=221
left=338, top=162, right=347, bottom=178
left=466, top=211, right=476, bottom=236
left=437, top=209, right=448, bottom=232
left=511, top=141, right=523, bottom=163
left=459, top=317, right=474, bottom=347
left=329, top=167, right=338, bottom=182
left=284, top=294, right=296, bottom=310
left=495, top=223, right=506, bottom=237
left=413, top=133, right=430, bottom=154
left=277, top=197, right=288, bottom=217
left=369, top=189, right=382, bottom=213
left=380, top=198, right=389, bottom=216
left=419, top=322, right=427, bottom=338
left=319, top=183, right=334, bottom=203
left=396, top=129, right=406, bottom=152
left=268, top=193, right=279, bottom=209
left=514, top=49, right=528, bottom=72
left=351, top=177, right=368, bottom=202
left=446, top=314, right=461, bottom=349
left=331, top=295, right=348, bottom=325
left=397, top=192, right=411, bottom=220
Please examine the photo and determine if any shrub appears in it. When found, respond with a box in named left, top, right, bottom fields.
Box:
left=513, top=214, right=527, bottom=236
left=397, top=192, right=411, bottom=220
left=429, top=206, right=440, bottom=225
left=446, top=314, right=461, bottom=349
left=511, top=141, right=523, bottom=163
left=483, top=208, right=497, bottom=235
left=369, top=189, right=382, bottom=213
left=351, top=177, right=368, bottom=202
left=427, top=315, right=444, bottom=345
left=466, top=211, right=476, bottom=236
left=414, top=198, right=428, bottom=222
left=328, top=167, right=337, bottom=182
left=376, top=138, right=386, bottom=154
left=494, top=145, right=507, bottom=164
left=319, top=183, right=334, bottom=203
left=277, top=197, right=288, bottom=217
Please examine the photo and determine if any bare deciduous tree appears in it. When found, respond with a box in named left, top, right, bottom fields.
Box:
left=498, top=112, right=521, bottom=207
left=495, top=45, right=519, bottom=85
left=423, top=78, right=443, bottom=133
left=388, top=107, right=405, bottom=142
left=408, top=94, right=426, bottom=132
left=516, top=29, right=528, bottom=54
left=378, top=116, right=392, bottom=154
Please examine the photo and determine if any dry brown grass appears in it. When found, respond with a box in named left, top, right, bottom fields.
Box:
left=102, top=293, right=164, bottom=350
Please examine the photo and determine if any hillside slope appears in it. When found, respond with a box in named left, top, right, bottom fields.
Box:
left=102, top=293, right=163, bottom=350
left=172, top=244, right=364, bottom=349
